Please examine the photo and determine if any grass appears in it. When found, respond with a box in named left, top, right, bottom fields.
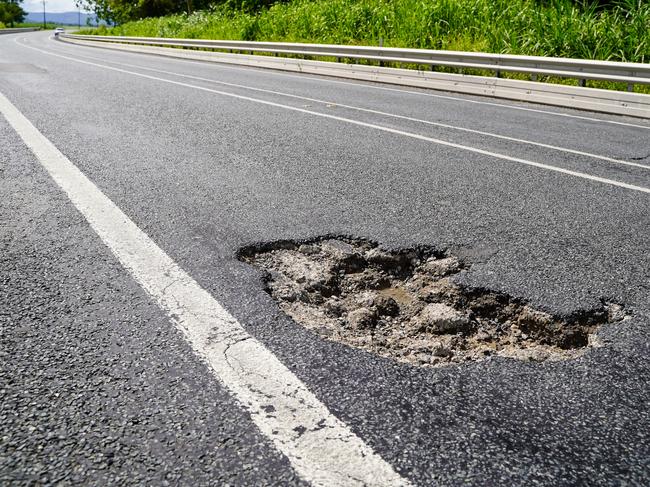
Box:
left=0, top=22, right=74, bottom=29
left=0, top=22, right=67, bottom=29
left=77, top=0, right=650, bottom=93
left=12, top=22, right=59, bottom=29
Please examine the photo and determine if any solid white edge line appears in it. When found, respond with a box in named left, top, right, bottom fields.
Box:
left=15, top=38, right=650, bottom=195
left=46, top=33, right=650, bottom=132
left=38, top=43, right=650, bottom=171
left=0, top=90, right=412, bottom=487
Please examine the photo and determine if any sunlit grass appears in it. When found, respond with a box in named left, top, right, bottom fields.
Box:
left=77, top=0, right=650, bottom=93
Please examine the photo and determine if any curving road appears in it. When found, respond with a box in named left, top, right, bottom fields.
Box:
left=1, top=31, right=649, bottom=486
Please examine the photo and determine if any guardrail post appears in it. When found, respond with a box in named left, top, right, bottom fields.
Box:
left=627, top=83, right=634, bottom=92
left=379, top=38, right=385, bottom=67
left=578, top=79, right=586, bottom=87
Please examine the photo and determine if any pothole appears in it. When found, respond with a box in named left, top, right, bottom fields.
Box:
left=239, top=238, right=627, bottom=367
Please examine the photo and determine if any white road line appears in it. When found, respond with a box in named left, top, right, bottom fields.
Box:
left=43, top=34, right=650, bottom=131
left=15, top=39, right=650, bottom=195
left=36, top=44, right=650, bottom=171
left=0, top=90, right=411, bottom=487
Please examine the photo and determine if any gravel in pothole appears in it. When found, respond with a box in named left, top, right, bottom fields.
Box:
left=240, top=238, right=627, bottom=367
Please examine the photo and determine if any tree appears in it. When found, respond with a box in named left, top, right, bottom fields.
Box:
left=0, top=0, right=25, bottom=27
left=75, top=0, right=116, bottom=25
left=76, top=0, right=289, bottom=24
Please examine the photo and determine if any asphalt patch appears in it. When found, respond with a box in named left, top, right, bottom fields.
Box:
left=240, top=238, right=627, bottom=367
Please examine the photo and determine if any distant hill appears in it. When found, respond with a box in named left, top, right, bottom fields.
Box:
left=25, top=11, right=100, bottom=26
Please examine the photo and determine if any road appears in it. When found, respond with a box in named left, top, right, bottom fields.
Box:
left=1, top=31, right=649, bottom=486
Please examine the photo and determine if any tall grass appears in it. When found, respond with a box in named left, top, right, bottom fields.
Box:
left=83, top=0, right=650, bottom=63
left=0, top=22, right=59, bottom=29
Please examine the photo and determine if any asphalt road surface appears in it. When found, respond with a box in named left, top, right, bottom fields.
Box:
left=1, top=31, right=649, bottom=486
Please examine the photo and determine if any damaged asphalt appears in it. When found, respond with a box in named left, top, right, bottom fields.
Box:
left=1, top=31, right=650, bottom=485
left=242, top=237, right=627, bottom=367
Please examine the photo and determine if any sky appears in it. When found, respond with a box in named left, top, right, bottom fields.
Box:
left=23, top=0, right=88, bottom=13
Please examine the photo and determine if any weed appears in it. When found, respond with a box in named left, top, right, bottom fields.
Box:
left=76, top=0, right=650, bottom=93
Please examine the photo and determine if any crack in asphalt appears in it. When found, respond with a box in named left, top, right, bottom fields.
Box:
left=629, top=153, right=650, bottom=161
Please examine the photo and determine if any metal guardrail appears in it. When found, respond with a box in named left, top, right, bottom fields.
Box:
left=0, top=27, right=40, bottom=35
left=63, top=34, right=650, bottom=90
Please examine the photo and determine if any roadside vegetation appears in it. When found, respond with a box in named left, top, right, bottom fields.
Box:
left=0, top=0, right=26, bottom=27
left=0, top=22, right=68, bottom=29
left=79, top=0, right=649, bottom=62
left=76, top=0, right=650, bottom=92
left=11, top=22, right=59, bottom=28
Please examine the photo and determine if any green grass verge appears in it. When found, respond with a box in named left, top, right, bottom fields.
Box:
left=13, top=22, right=59, bottom=29
left=76, top=0, right=650, bottom=94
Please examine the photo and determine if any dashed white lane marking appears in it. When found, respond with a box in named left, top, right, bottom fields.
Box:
left=0, top=90, right=412, bottom=487
left=14, top=39, right=650, bottom=195
left=32, top=42, right=650, bottom=171
left=42, top=34, right=650, bottom=132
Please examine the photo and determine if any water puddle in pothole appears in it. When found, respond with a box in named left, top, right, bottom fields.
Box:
left=239, top=238, right=627, bottom=367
